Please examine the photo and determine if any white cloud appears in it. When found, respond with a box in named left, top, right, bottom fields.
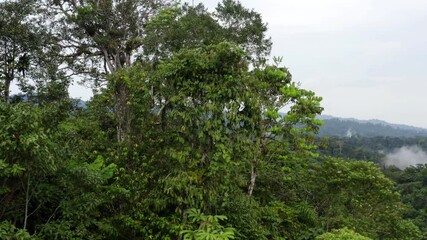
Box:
left=68, top=82, right=93, bottom=101
left=198, top=0, right=374, bottom=31
left=259, top=0, right=373, bottom=31
left=384, top=146, right=427, bottom=169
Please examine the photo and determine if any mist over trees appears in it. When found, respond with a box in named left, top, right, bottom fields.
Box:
left=0, top=0, right=425, bottom=239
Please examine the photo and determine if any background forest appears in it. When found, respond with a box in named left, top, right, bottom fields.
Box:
left=1, top=0, right=426, bottom=239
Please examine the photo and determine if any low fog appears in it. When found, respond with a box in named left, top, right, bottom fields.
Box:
left=384, top=146, right=427, bottom=169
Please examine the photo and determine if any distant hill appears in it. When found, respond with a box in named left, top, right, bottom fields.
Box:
left=9, top=93, right=87, bottom=108
left=317, top=115, right=427, bottom=138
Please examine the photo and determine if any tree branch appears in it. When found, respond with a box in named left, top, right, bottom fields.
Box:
left=23, top=175, right=30, bottom=230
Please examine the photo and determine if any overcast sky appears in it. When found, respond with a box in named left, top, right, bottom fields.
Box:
left=70, top=0, right=427, bottom=128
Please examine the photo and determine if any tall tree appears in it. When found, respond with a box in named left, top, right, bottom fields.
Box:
left=142, top=0, right=272, bottom=63
left=44, top=0, right=272, bottom=142
left=43, top=0, right=172, bottom=142
left=215, top=0, right=271, bottom=62
left=0, top=0, right=38, bottom=102
left=102, top=41, right=323, bottom=238
left=1, top=0, right=70, bottom=105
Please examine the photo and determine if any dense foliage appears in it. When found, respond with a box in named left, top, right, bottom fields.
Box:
left=319, top=135, right=427, bottom=239
left=1, top=0, right=424, bottom=239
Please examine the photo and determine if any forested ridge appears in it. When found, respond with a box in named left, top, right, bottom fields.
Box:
left=0, top=0, right=426, bottom=239
left=317, top=117, right=427, bottom=138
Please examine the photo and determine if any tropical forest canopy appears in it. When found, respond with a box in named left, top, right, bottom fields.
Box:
left=0, top=0, right=426, bottom=239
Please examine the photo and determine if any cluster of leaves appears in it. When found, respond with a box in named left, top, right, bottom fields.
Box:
left=0, top=221, right=31, bottom=240
left=181, top=209, right=235, bottom=240
left=315, top=228, right=372, bottom=240
left=0, top=102, right=120, bottom=239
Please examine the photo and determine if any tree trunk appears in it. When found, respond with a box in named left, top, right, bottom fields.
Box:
left=248, top=136, right=266, bottom=197
left=104, top=48, right=133, bottom=143
left=23, top=175, right=30, bottom=230
left=248, top=160, right=258, bottom=196
left=3, top=77, right=11, bottom=103
left=2, top=65, right=13, bottom=102
left=115, top=83, right=131, bottom=143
